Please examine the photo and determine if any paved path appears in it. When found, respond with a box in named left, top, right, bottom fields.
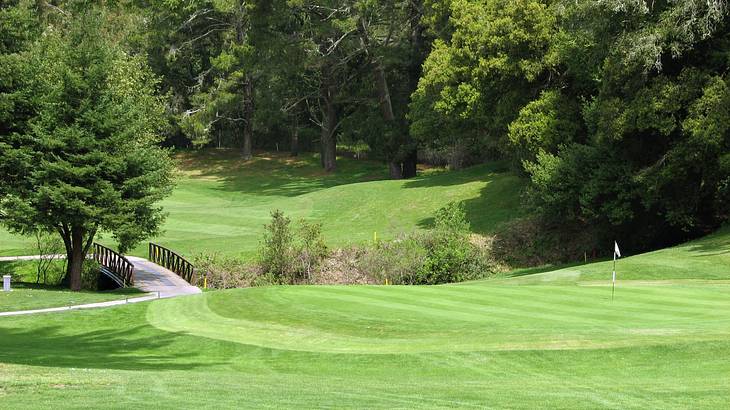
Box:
left=0, top=255, right=66, bottom=262
left=0, top=293, right=162, bottom=317
left=0, top=254, right=201, bottom=316
left=126, top=256, right=201, bottom=298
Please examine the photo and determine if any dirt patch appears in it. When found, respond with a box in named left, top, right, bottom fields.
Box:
left=312, top=248, right=378, bottom=285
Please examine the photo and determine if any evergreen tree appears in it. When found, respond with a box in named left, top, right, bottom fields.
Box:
left=0, top=9, right=174, bottom=290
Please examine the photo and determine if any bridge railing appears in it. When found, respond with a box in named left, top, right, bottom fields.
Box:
left=92, top=243, right=135, bottom=286
left=148, top=243, right=197, bottom=285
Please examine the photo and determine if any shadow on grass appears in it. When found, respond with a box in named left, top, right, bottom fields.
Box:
left=0, top=321, right=222, bottom=371
left=684, top=226, right=730, bottom=257
left=497, top=260, right=607, bottom=279
left=402, top=162, right=510, bottom=189
left=176, top=149, right=389, bottom=197
left=413, top=166, right=527, bottom=235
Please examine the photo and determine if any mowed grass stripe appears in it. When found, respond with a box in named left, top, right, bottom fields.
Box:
left=450, top=281, right=730, bottom=313
left=322, top=285, right=721, bottom=327
left=433, top=283, right=730, bottom=320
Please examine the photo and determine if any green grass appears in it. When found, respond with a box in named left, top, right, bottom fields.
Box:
left=496, top=226, right=730, bottom=284
left=0, top=229, right=728, bottom=408
left=0, top=260, right=142, bottom=312
left=0, top=284, right=142, bottom=312
left=0, top=150, right=524, bottom=258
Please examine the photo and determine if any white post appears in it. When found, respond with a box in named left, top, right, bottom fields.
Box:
left=3, top=275, right=10, bottom=292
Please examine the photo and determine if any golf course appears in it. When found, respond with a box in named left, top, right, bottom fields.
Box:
left=2, top=1, right=729, bottom=406
left=0, top=152, right=728, bottom=408
left=0, top=228, right=728, bottom=408
left=1, top=150, right=524, bottom=258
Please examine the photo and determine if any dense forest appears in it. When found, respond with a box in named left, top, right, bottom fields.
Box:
left=2, top=0, right=729, bottom=255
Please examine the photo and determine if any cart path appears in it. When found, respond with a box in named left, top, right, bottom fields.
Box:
left=0, top=254, right=201, bottom=316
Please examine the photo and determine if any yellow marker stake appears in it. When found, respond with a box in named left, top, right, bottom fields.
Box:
left=204, top=276, right=208, bottom=289
left=374, top=231, right=377, bottom=242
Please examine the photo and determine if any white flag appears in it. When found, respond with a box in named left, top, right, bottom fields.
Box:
left=614, top=241, right=621, bottom=258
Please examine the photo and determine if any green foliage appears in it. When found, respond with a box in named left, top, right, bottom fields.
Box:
left=411, top=0, right=557, bottom=156
left=358, top=202, right=496, bottom=285
left=259, top=209, right=295, bottom=282
left=258, top=210, right=329, bottom=284
left=0, top=8, right=175, bottom=289
left=80, top=260, right=101, bottom=291
left=508, top=90, right=581, bottom=165
left=416, top=202, right=492, bottom=284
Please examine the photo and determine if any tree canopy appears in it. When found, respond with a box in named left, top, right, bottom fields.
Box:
left=0, top=6, right=174, bottom=290
left=0, top=0, right=728, bottom=270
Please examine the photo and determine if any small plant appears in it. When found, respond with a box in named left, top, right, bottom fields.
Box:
left=80, top=260, right=102, bottom=291
left=294, top=220, right=328, bottom=283
left=193, top=252, right=268, bottom=289
left=34, top=230, right=64, bottom=285
left=259, top=209, right=295, bottom=283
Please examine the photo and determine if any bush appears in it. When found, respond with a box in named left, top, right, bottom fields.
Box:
left=416, top=202, right=493, bottom=284
left=259, top=210, right=295, bottom=283
left=356, top=235, right=427, bottom=284
left=294, top=220, right=328, bottom=283
left=193, top=252, right=270, bottom=289
left=81, top=260, right=101, bottom=290
left=355, top=202, right=497, bottom=285
left=258, top=210, right=330, bottom=284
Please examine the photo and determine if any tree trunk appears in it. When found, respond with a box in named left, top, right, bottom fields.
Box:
left=320, top=76, right=337, bottom=172
left=291, top=116, right=299, bottom=157
left=389, top=162, right=403, bottom=179
left=67, top=227, right=85, bottom=291
left=242, top=74, right=253, bottom=160
left=357, top=17, right=416, bottom=179
left=402, top=149, right=418, bottom=178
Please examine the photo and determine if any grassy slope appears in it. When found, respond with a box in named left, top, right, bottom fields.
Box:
left=0, top=260, right=142, bottom=312
left=0, top=150, right=523, bottom=258
left=0, top=230, right=728, bottom=408
left=497, top=226, right=730, bottom=284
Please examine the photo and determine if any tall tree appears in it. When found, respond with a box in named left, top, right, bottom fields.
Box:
left=0, top=9, right=174, bottom=290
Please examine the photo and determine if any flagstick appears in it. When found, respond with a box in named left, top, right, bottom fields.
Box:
left=612, top=252, right=616, bottom=301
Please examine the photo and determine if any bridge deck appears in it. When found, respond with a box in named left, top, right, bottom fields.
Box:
left=127, top=256, right=201, bottom=297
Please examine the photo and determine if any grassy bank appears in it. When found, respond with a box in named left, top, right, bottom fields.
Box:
left=1, top=150, right=525, bottom=259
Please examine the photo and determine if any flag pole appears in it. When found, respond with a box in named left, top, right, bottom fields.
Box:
left=612, top=250, right=616, bottom=301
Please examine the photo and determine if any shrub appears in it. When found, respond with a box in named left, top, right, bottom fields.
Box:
left=192, top=252, right=269, bottom=289
left=257, top=211, right=330, bottom=284
left=355, top=202, right=497, bottom=285
left=356, top=235, right=427, bottom=284
left=294, top=220, right=328, bottom=283
left=81, top=260, right=101, bottom=290
left=416, top=202, right=493, bottom=284
left=259, top=209, right=295, bottom=283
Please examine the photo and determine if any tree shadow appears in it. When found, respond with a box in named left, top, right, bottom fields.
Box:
left=0, top=317, right=223, bottom=371
left=412, top=165, right=527, bottom=235
left=684, top=226, right=730, bottom=257
left=176, top=149, right=389, bottom=197
left=402, top=162, right=510, bottom=189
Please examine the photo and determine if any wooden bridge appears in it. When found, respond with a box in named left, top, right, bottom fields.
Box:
left=92, top=242, right=201, bottom=297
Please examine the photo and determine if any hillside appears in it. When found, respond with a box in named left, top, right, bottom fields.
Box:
left=495, top=227, right=730, bottom=284
left=0, top=150, right=524, bottom=258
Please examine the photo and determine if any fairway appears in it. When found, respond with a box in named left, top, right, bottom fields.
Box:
left=1, top=231, right=728, bottom=408
left=0, top=150, right=523, bottom=258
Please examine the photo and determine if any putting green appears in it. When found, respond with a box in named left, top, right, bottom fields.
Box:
left=147, top=282, right=730, bottom=354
